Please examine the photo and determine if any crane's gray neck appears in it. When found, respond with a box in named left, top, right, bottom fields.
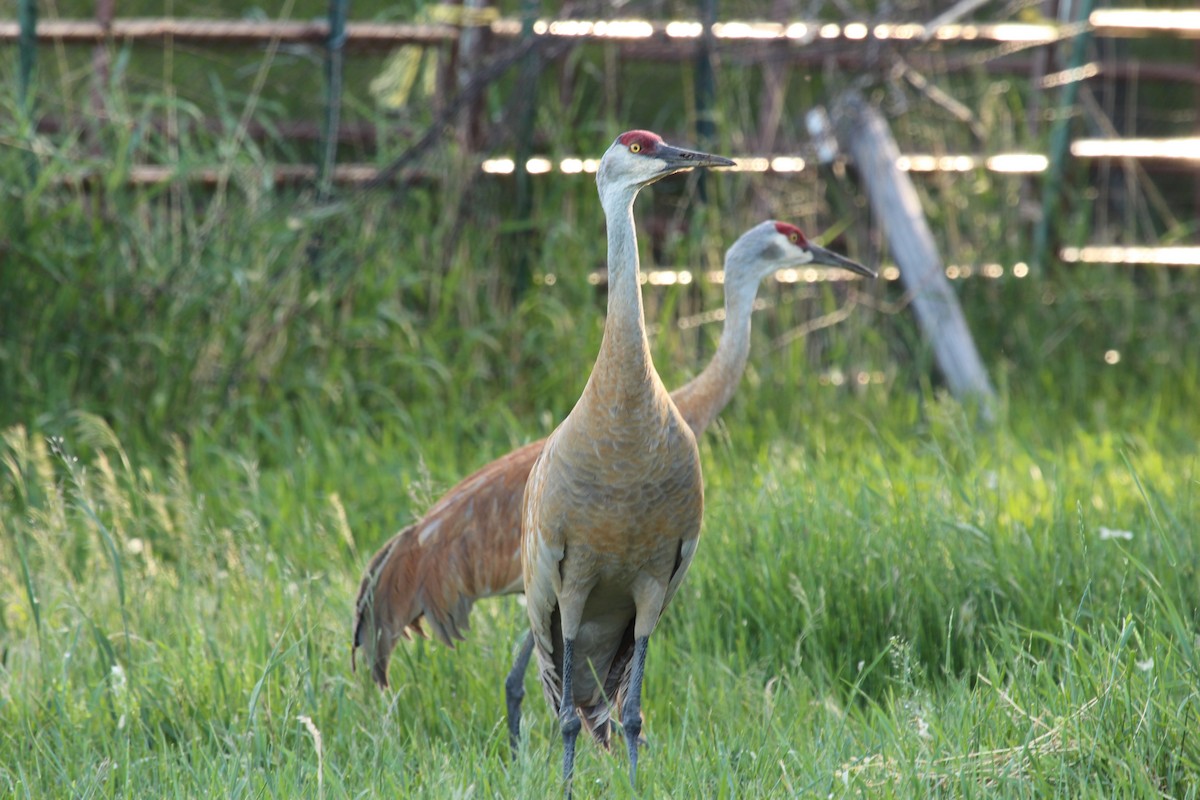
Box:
left=593, top=188, right=652, bottom=381
left=672, top=263, right=758, bottom=435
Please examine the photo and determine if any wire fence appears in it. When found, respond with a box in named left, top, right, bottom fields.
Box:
left=6, top=9, right=1200, bottom=46
left=8, top=3, right=1200, bottom=269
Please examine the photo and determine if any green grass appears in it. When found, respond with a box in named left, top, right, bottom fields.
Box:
left=2, top=393, right=1198, bottom=798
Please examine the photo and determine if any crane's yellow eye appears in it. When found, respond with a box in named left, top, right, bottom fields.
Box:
left=629, top=143, right=642, bottom=153
left=789, top=232, right=799, bottom=243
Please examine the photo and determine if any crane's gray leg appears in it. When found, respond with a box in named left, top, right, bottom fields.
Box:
left=505, top=631, right=534, bottom=758
left=620, top=636, right=650, bottom=786
left=559, top=637, right=582, bottom=798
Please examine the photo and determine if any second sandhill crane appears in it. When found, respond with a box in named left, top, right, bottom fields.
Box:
left=520, top=130, right=731, bottom=791
left=352, top=220, right=875, bottom=706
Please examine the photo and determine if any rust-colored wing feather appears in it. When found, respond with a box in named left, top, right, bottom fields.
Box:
left=352, top=440, right=544, bottom=686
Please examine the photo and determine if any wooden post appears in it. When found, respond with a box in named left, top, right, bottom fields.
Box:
left=90, top=0, right=115, bottom=123
left=434, top=0, right=463, bottom=121
left=456, top=0, right=491, bottom=149
left=831, top=91, right=997, bottom=415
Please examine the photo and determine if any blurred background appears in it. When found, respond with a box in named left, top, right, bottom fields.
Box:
left=2, top=1, right=1198, bottom=460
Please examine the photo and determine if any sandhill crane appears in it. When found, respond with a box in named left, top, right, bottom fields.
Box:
left=519, top=129, right=733, bottom=792
left=668, top=221, right=875, bottom=433
left=352, top=220, right=875, bottom=713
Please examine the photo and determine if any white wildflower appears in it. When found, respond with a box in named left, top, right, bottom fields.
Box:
left=915, top=713, right=931, bottom=739
left=1098, top=527, right=1134, bottom=541
left=110, top=663, right=127, bottom=694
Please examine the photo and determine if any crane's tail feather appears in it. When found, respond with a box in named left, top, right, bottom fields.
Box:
left=535, top=662, right=613, bottom=747
left=419, top=580, right=474, bottom=646
left=352, top=525, right=425, bottom=688
left=351, top=520, right=487, bottom=687
left=353, top=439, right=542, bottom=686
left=581, top=704, right=614, bottom=748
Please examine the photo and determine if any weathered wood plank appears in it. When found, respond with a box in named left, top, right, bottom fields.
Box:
left=0, top=19, right=458, bottom=49
left=831, top=90, right=997, bottom=413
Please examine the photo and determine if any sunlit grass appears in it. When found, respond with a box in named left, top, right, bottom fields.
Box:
left=2, top=392, right=1197, bottom=796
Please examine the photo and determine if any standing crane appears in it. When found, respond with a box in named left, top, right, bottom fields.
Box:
left=519, top=129, right=729, bottom=792
left=351, top=221, right=875, bottom=733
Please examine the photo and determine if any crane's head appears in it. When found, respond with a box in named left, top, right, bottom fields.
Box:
left=724, top=220, right=876, bottom=293
left=597, top=130, right=734, bottom=196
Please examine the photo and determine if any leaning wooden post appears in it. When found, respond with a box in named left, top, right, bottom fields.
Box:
left=830, top=90, right=996, bottom=417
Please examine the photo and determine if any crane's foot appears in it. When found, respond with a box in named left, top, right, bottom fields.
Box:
left=505, top=631, right=534, bottom=759
left=620, top=636, right=650, bottom=787
left=561, top=707, right=582, bottom=798
left=612, top=707, right=648, bottom=746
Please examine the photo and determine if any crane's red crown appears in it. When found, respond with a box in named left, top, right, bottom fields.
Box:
left=774, top=221, right=809, bottom=246
left=617, top=130, right=664, bottom=155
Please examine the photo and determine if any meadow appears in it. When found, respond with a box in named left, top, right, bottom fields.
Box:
left=3, top=12, right=1200, bottom=796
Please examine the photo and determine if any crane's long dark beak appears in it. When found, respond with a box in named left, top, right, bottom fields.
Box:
left=655, top=143, right=736, bottom=176
left=808, top=243, right=877, bottom=279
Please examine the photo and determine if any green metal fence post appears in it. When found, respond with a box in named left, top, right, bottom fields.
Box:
left=318, top=0, right=349, bottom=205
left=511, top=0, right=539, bottom=297
left=18, top=0, right=37, bottom=118
left=1032, top=0, right=1098, bottom=274
left=694, top=0, right=716, bottom=203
